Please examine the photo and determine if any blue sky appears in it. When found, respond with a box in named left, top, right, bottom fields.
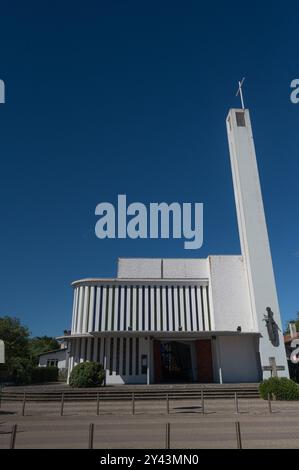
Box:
left=0, top=1, right=298, bottom=336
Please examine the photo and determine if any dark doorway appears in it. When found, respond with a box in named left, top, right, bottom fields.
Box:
left=196, top=339, right=213, bottom=383
left=160, top=341, right=193, bottom=382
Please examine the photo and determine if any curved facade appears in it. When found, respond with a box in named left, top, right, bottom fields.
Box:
left=71, top=281, right=212, bottom=335
left=65, top=257, right=262, bottom=385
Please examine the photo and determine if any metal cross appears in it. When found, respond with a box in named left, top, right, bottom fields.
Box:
left=236, top=77, right=245, bottom=109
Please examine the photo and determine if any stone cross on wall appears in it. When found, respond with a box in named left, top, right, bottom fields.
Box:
left=262, top=356, right=285, bottom=377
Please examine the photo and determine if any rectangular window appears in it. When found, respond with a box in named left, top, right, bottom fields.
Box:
left=111, top=286, right=115, bottom=331
left=148, top=287, right=151, bottom=331
left=129, top=338, right=133, bottom=375
left=109, top=338, right=114, bottom=375
left=154, top=286, right=157, bottom=331
left=236, top=111, right=246, bottom=127
left=160, top=286, right=163, bottom=330
left=117, top=286, right=121, bottom=331
left=124, top=286, right=127, bottom=330
left=136, top=286, right=139, bottom=330
left=122, top=338, right=126, bottom=375
left=89, top=338, right=94, bottom=361
left=103, top=338, right=106, bottom=367
left=165, top=286, right=169, bottom=331
left=135, top=338, right=139, bottom=375
left=84, top=338, right=88, bottom=360
left=105, top=286, right=110, bottom=331
left=206, top=286, right=212, bottom=331
left=200, top=286, right=205, bottom=331
left=116, top=337, right=120, bottom=375
left=97, top=338, right=101, bottom=363
left=130, top=287, right=133, bottom=328
left=189, top=287, right=194, bottom=331
left=47, top=359, right=58, bottom=367
left=142, top=286, right=145, bottom=331
left=141, top=354, right=147, bottom=374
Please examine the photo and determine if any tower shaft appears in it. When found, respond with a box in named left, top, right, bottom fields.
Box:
left=226, top=108, right=288, bottom=378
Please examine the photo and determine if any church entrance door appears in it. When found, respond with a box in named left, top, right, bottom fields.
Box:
left=160, top=341, right=193, bottom=383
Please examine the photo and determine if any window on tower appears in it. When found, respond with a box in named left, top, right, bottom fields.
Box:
left=236, top=112, right=246, bottom=127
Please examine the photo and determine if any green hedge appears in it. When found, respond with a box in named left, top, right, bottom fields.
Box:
left=259, top=377, right=299, bottom=401
left=69, top=362, right=105, bottom=388
left=31, top=366, right=58, bottom=384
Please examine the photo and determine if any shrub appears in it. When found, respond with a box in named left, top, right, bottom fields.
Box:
left=69, top=362, right=105, bottom=388
left=259, top=377, right=299, bottom=401
left=31, top=366, right=58, bottom=383
left=9, top=357, right=33, bottom=385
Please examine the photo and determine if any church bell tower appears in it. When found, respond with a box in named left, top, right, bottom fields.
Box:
left=226, top=106, right=289, bottom=379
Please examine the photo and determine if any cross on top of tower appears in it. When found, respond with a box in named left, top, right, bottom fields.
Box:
left=236, top=77, right=245, bottom=109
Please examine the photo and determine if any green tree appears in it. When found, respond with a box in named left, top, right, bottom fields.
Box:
left=0, top=316, right=30, bottom=363
left=0, top=316, right=31, bottom=383
left=29, top=336, right=60, bottom=365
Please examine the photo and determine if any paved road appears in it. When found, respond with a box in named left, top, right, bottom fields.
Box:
left=1, top=398, right=299, bottom=449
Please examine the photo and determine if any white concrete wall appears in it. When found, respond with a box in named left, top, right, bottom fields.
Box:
left=118, top=258, right=162, bottom=279
left=209, top=255, right=253, bottom=332
left=162, top=259, right=209, bottom=279
left=217, top=335, right=261, bottom=383
left=117, top=258, right=209, bottom=280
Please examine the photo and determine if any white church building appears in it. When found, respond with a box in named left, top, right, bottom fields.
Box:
left=63, top=108, right=289, bottom=385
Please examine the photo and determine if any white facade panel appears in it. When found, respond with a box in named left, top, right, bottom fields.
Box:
left=179, top=287, right=185, bottom=330
left=161, top=287, right=167, bottom=331
left=190, top=286, right=198, bottom=332
left=163, top=258, right=209, bottom=279
left=185, top=287, right=192, bottom=332
left=94, top=287, right=101, bottom=332
left=118, top=258, right=162, bottom=279
left=138, top=286, right=143, bottom=331
left=82, top=287, right=89, bottom=333
left=167, top=287, right=173, bottom=331
left=100, top=288, right=107, bottom=331
left=76, top=287, right=84, bottom=334
left=88, top=286, right=95, bottom=332
left=173, top=287, right=179, bottom=331
left=113, top=287, right=119, bottom=331
left=132, top=287, right=137, bottom=330
left=218, top=335, right=260, bottom=383
left=156, top=287, right=161, bottom=331
left=144, top=286, right=149, bottom=331
left=107, top=287, right=113, bottom=331
left=209, top=255, right=253, bottom=332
